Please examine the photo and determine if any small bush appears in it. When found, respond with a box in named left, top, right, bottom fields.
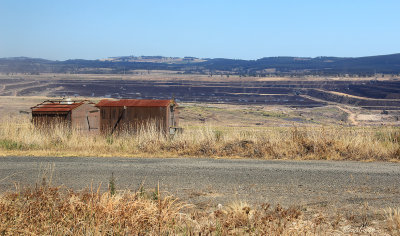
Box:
left=0, top=139, right=24, bottom=150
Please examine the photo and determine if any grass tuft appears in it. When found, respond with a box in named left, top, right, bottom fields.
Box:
left=385, top=207, right=400, bottom=234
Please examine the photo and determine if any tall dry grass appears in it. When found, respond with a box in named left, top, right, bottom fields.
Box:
left=385, top=207, right=400, bottom=234
left=0, top=183, right=187, bottom=235
left=0, top=116, right=399, bottom=161
left=0, top=182, right=362, bottom=235
left=0, top=182, right=395, bottom=235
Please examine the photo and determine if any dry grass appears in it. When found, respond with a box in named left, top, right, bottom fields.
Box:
left=0, top=116, right=400, bottom=161
left=0, top=183, right=187, bottom=235
left=0, top=182, right=396, bottom=235
left=0, top=182, right=386, bottom=235
left=385, top=207, right=400, bottom=234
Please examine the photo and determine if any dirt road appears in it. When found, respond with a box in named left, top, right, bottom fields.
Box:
left=336, top=105, right=359, bottom=125
left=0, top=156, right=399, bottom=212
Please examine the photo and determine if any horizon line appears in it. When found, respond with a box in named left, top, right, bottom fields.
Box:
left=2, top=52, right=400, bottom=62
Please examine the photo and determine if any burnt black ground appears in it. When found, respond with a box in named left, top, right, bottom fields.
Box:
left=2, top=77, right=400, bottom=108
left=0, top=156, right=399, bottom=212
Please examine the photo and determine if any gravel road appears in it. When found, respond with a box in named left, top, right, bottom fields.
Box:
left=0, top=156, right=399, bottom=211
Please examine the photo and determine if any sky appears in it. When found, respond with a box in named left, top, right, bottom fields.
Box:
left=0, top=0, right=399, bottom=60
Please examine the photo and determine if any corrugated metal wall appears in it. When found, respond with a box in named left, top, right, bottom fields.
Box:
left=71, top=103, right=100, bottom=133
left=32, top=102, right=99, bottom=133
left=32, top=113, right=70, bottom=128
left=99, top=106, right=172, bottom=134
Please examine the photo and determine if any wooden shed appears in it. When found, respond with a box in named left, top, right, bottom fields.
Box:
left=95, top=99, right=179, bottom=134
left=31, top=99, right=100, bottom=133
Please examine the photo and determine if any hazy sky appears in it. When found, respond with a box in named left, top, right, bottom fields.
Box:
left=1, top=0, right=399, bottom=60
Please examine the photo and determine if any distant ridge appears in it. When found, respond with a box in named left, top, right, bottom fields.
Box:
left=1, top=53, right=400, bottom=76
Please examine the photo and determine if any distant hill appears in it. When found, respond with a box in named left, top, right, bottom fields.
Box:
left=1, top=53, right=400, bottom=76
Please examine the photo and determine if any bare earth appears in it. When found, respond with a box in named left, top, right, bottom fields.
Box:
left=1, top=73, right=400, bottom=126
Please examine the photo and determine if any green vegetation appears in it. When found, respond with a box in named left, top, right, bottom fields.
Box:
left=0, top=139, right=24, bottom=150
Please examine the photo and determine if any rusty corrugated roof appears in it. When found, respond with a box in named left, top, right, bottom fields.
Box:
left=96, top=99, right=174, bottom=107
left=31, top=101, right=84, bottom=112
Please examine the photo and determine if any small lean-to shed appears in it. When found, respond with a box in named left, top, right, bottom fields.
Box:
left=95, top=99, right=178, bottom=134
left=31, top=100, right=100, bottom=133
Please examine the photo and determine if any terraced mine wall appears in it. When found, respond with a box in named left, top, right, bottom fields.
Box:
left=1, top=77, right=400, bottom=109
left=305, top=89, right=400, bottom=110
